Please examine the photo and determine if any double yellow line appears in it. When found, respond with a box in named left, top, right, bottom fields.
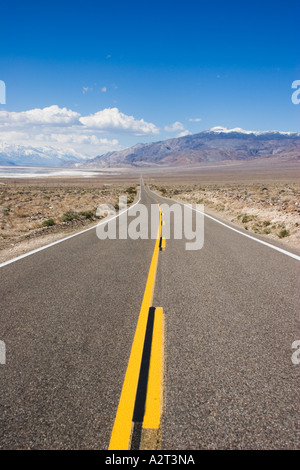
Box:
left=108, top=204, right=164, bottom=450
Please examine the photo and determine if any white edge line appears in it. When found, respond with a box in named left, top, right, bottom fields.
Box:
left=0, top=191, right=141, bottom=269
left=147, top=185, right=300, bottom=262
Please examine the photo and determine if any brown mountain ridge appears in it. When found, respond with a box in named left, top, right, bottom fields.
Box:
left=77, top=127, right=300, bottom=168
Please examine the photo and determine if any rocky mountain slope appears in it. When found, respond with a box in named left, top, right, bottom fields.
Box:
left=78, top=127, right=300, bottom=168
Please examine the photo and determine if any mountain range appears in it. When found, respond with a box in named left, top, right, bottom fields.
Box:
left=0, top=127, right=299, bottom=168
left=0, top=142, right=83, bottom=167
left=76, top=127, right=300, bottom=168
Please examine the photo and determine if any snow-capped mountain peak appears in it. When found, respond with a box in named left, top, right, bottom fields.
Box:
left=208, top=126, right=300, bottom=137
left=0, top=142, right=84, bottom=167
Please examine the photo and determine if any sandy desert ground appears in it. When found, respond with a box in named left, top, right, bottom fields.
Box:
left=0, top=179, right=138, bottom=263
left=151, top=181, right=299, bottom=249
left=0, top=156, right=299, bottom=263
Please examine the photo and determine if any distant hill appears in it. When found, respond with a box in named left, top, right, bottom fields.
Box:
left=77, top=127, right=300, bottom=168
left=0, top=142, right=84, bottom=167
left=1, top=127, right=299, bottom=168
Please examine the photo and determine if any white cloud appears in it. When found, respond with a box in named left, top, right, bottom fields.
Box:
left=82, top=86, right=92, bottom=94
left=0, top=105, right=80, bottom=127
left=0, top=106, right=159, bottom=136
left=177, top=130, right=192, bottom=137
left=164, top=121, right=192, bottom=138
left=164, top=121, right=185, bottom=132
left=46, top=133, right=119, bottom=146
left=0, top=105, right=159, bottom=157
left=101, top=86, right=107, bottom=93
left=0, top=130, right=120, bottom=158
left=80, top=108, right=159, bottom=135
left=188, top=118, right=202, bottom=122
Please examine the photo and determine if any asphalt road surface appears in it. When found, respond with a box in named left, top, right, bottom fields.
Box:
left=0, top=182, right=299, bottom=449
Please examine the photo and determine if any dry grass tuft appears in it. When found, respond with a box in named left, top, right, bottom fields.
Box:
left=151, top=182, right=300, bottom=249
left=0, top=181, right=138, bottom=262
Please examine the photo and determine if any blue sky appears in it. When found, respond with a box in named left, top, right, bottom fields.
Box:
left=0, top=0, right=299, bottom=157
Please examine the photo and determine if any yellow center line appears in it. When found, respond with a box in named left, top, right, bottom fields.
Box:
left=142, top=306, right=164, bottom=430
left=108, top=204, right=162, bottom=450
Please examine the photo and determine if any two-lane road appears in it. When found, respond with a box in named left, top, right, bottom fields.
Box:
left=0, top=181, right=299, bottom=449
